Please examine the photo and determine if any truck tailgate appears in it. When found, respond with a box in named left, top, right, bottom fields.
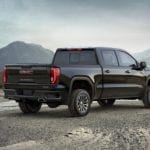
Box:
left=6, top=64, right=51, bottom=84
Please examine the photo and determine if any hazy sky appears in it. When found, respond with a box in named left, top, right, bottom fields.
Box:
left=0, top=0, right=150, bottom=52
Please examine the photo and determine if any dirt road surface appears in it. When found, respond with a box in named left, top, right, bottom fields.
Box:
left=0, top=91, right=150, bottom=150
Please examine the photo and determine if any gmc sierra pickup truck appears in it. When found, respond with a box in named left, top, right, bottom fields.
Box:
left=2, top=47, right=150, bottom=117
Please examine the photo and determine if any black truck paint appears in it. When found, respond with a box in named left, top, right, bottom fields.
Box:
left=2, top=47, right=150, bottom=116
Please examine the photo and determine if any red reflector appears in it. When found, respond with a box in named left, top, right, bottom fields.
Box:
left=50, top=67, right=60, bottom=85
left=3, top=66, right=7, bottom=84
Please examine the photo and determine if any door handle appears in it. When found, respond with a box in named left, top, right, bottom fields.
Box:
left=125, top=70, right=130, bottom=73
left=105, top=70, right=110, bottom=73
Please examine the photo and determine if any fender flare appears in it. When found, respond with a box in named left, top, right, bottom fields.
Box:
left=69, top=76, right=94, bottom=99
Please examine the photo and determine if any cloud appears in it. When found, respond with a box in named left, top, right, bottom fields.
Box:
left=0, top=0, right=150, bottom=52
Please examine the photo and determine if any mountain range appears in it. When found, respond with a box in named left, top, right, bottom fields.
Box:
left=0, top=41, right=54, bottom=71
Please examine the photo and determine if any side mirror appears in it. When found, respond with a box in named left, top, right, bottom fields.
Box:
left=140, top=61, right=147, bottom=69
left=130, top=64, right=138, bottom=69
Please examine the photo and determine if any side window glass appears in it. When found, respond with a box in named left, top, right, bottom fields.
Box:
left=117, top=51, right=136, bottom=67
left=102, top=50, right=118, bottom=66
left=80, top=51, right=97, bottom=65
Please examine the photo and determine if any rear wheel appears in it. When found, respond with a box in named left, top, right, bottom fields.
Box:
left=97, top=99, right=115, bottom=107
left=142, top=86, right=150, bottom=108
left=68, top=89, right=91, bottom=117
left=19, top=101, right=42, bottom=113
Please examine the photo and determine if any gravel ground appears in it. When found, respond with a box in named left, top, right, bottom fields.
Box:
left=0, top=96, right=150, bottom=150
left=0, top=90, right=4, bottom=99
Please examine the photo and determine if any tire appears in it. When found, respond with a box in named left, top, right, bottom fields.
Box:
left=19, top=101, right=42, bottom=113
left=143, top=86, right=150, bottom=108
left=68, top=89, right=91, bottom=117
left=97, top=99, right=115, bottom=107
left=47, top=103, right=60, bottom=108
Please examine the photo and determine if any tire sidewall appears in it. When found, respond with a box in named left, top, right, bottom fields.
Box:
left=143, top=86, right=150, bottom=107
left=19, top=101, right=41, bottom=113
left=27, top=102, right=41, bottom=112
left=73, top=89, right=91, bottom=116
left=148, top=87, right=150, bottom=104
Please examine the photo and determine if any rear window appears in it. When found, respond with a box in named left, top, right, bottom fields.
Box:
left=54, top=50, right=97, bottom=65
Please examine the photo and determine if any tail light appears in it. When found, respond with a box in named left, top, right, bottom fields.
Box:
left=3, top=66, right=7, bottom=84
left=50, top=67, right=60, bottom=85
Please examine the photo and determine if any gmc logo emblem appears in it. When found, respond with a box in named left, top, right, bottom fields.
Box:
left=19, top=69, right=33, bottom=75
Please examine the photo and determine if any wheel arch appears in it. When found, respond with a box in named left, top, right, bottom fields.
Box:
left=143, top=77, right=150, bottom=97
left=145, top=77, right=150, bottom=90
left=69, top=76, right=94, bottom=100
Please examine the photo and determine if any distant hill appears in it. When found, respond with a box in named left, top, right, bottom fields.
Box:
left=0, top=41, right=54, bottom=71
left=133, top=49, right=150, bottom=65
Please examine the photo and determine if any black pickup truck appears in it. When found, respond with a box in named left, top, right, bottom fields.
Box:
left=2, top=47, right=150, bottom=117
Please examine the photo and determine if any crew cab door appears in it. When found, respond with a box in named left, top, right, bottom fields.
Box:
left=99, top=49, right=146, bottom=99
left=115, top=50, right=146, bottom=98
left=99, top=49, right=124, bottom=98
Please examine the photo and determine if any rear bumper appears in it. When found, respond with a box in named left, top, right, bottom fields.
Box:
left=3, top=84, right=67, bottom=103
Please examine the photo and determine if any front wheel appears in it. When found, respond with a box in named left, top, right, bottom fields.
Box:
left=97, top=99, right=115, bottom=107
left=68, top=89, right=91, bottom=117
left=142, top=86, right=150, bottom=108
left=19, top=101, right=42, bottom=113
